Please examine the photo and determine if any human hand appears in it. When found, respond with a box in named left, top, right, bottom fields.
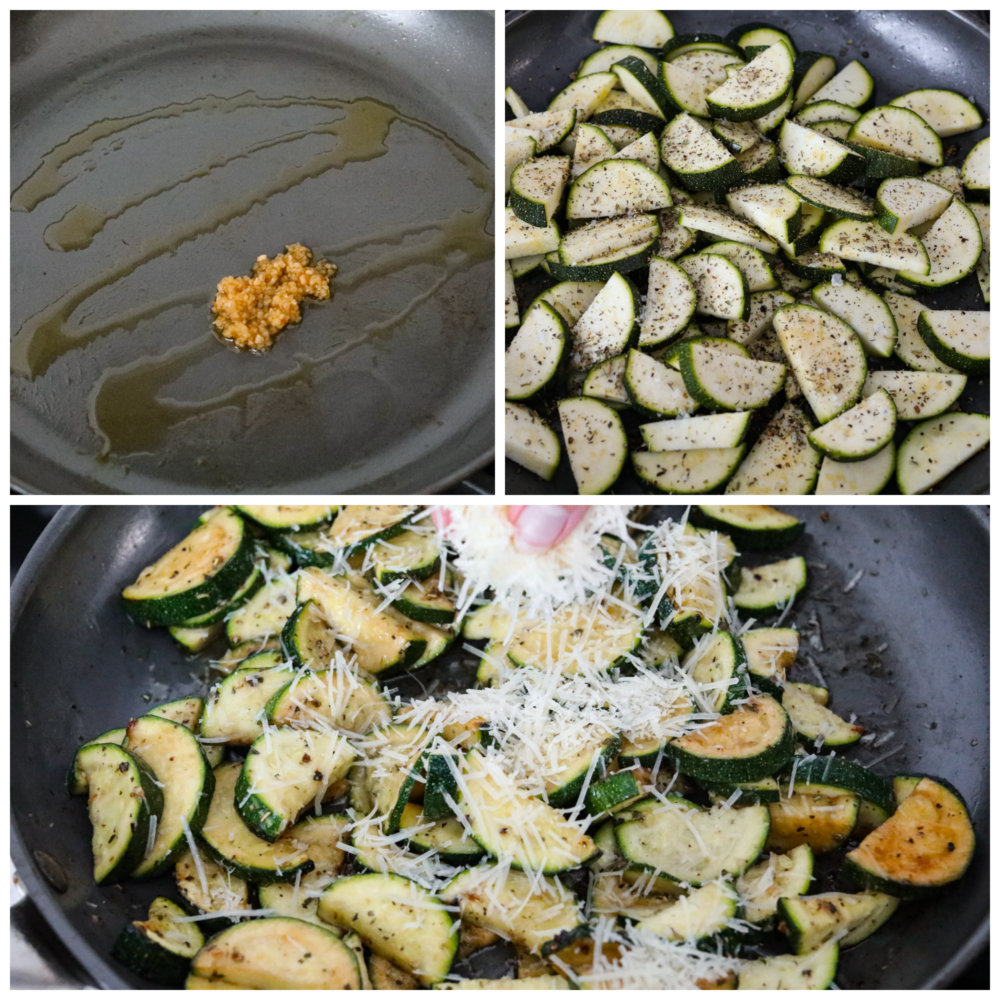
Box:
left=507, top=505, right=591, bottom=553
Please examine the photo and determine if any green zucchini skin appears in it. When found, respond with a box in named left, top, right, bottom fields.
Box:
left=690, top=505, right=805, bottom=550
left=545, top=731, right=623, bottom=808
left=66, top=728, right=127, bottom=795
left=112, top=897, right=203, bottom=987
left=174, top=564, right=264, bottom=628
left=280, top=599, right=339, bottom=669
left=785, top=756, right=895, bottom=814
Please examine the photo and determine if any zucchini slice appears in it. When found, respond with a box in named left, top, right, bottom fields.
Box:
left=703, top=241, right=778, bottom=292
left=505, top=87, right=530, bottom=118
left=75, top=742, right=163, bottom=884
left=778, top=120, right=866, bottom=184
left=737, top=939, right=839, bottom=989
left=917, top=309, right=989, bottom=376
left=505, top=403, right=561, bottom=481
left=319, top=873, right=456, bottom=985
left=684, top=631, right=751, bottom=712
left=67, top=727, right=128, bottom=795
left=549, top=73, right=618, bottom=122
left=169, top=623, right=222, bottom=653
left=781, top=683, right=864, bottom=746
left=190, top=917, right=361, bottom=989
left=787, top=756, right=895, bottom=817
left=890, top=88, right=982, bottom=137
left=810, top=279, right=897, bottom=358
left=773, top=304, right=867, bottom=423
left=784, top=174, right=874, bottom=220
left=738, top=844, right=814, bottom=927
left=768, top=787, right=859, bottom=853
left=530, top=279, right=605, bottom=327
left=844, top=777, right=975, bottom=899
left=443, top=866, right=588, bottom=956
left=726, top=183, right=802, bottom=244
left=726, top=289, right=795, bottom=344
left=370, top=529, right=440, bottom=584
left=505, top=206, right=561, bottom=259
left=200, top=652, right=292, bottom=744
left=579, top=45, right=658, bottom=80
left=961, top=136, right=989, bottom=202
left=616, top=797, right=770, bottom=886
left=224, top=573, right=296, bottom=646
left=175, top=846, right=250, bottom=928
left=885, top=293, right=962, bottom=374
left=692, top=505, right=803, bottom=550
left=678, top=204, right=778, bottom=254
left=234, top=505, right=337, bottom=532
left=815, top=442, right=896, bottom=495
left=795, top=99, right=861, bottom=126
left=256, top=881, right=326, bottom=926
left=725, top=404, right=821, bottom=495
left=507, top=109, right=577, bottom=153
left=806, top=388, right=897, bottom=462
left=672, top=50, right=746, bottom=91
left=666, top=694, right=796, bottom=783
left=640, top=411, right=750, bottom=451
left=791, top=52, right=837, bottom=112
left=436, top=977, right=569, bottom=990
left=510, top=156, right=571, bottom=228
left=712, top=118, right=762, bottom=155
left=281, top=600, right=342, bottom=670
left=506, top=132, right=537, bottom=196
left=265, top=668, right=390, bottom=734
left=677, top=341, right=786, bottom=411
left=809, top=119, right=852, bottom=141
left=570, top=271, right=640, bottom=370
left=505, top=301, right=568, bottom=401
left=849, top=105, right=944, bottom=166
left=632, top=446, right=746, bottom=495
left=733, top=557, right=807, bottom=613
left=805, top=58, right=873, bottom=108
left=624, top=349, right=698, bottom=418
left=558, top=397, right=628, bottom=495
left=706, top=41, right=794, bottom=122
left=634, top=881, right=739, bottom=944
left=875, top=177, right=953, bottom=234
left=861, top=370, right=966, bottom=421
left=662, top=34, right=742, bottom=63
left=122, top=509, right=254, bottom=627
left=326, top=505, right=419, bottom=553
left=571, top=123, right=616, bottom=179
left=113, top=896, right=204, bottom=986
left=896, top=412, right=990, bottom=495
left=735, top=138, right=782, bottom=183
left=557, top=213, right=660, bottom=280
left=399, top=803, right=484, bottom=866
left=820, top=217, right=929, bottom=274
left=896, top=198, right=982, bottom=287
left=391, top=578, right=456, bottom=625
left=592, top=9, right=674, bottom=48
left=638, top=255, right=697, bottom=346
left=655, top=60, right=713, bottom=118
left=611, top=132, right=660, bottom=172
left=660, top=113, right=743, bottom=192
left=969, top=202, right=989, bottom=303
left=678, top=253, right=750, bottom=321
left=126, top=715, right=214, bottom=878
left=778, top=891, right=899, bottom=954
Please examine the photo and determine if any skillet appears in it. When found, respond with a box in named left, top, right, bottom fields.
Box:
left=10, top=504, right=989, bottom=988
left=505, top=10, right=990, bottom=496
left=11, top=11, right=494, bottom=494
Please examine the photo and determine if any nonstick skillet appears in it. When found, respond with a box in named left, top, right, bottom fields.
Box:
left=11, top=11, right=494, bottom=495
left=504, top=10, right=990, bottom=496
left=10, top=504, right=989, bottom=988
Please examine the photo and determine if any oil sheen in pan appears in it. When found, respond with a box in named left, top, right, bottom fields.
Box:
left=11, top=92, right=493, bottom=464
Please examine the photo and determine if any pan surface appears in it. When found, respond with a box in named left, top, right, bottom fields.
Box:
left=11, top=11, right=494, bottom=494
left=505, top=10, right=990, bottom=496
left=10, top=504, right=989, bottom=988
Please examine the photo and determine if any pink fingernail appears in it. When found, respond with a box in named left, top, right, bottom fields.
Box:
left=513, top=506, right=570, bottom=553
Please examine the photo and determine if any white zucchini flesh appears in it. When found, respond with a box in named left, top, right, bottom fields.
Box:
left=819, top=218, right=929, bottom=274
left=505, top=87, right=530, bottom=119
left=504, top=262, right=518, bottom=329
left=702, top=241, right=778, bottom=293
left=726, top=184, right=802, bottom=245
left=810, top=280, right=897, bottom=358
left=659, top=113, right=740, bottom=189
left=506, top=109, right=577, bottom=153
left=784, top=175, right=875, bottom=220
left=679, top=342, right=787, bottom=411
left=569, top=271, right=637, bottom=370
left=795, top=100, right=861, bottom=126
left=876, top=177, right=953, bottom=234
left=677, top=205, right=778, bottom=254
left=510, top=156, right=571, bottom=228
left=815, top=441, right=895, bottom=495
left=504, top=208, right=560, bottom=260
left=961, top=136, right=989, bottom=200
left=804, top=59, right=874, bottom=109
left=922, top=165, right=965, bottom=200
left=806, top=388, right=897, bottom=462
left=633, top=446, right=746, bottom=494
left=571, top=123, right=617, bottom=179
left=504, top=302, right=566, bottom=400
left=612, top=132, right=660, bottom=172
left=896, top=413, right=990, bottom=494
left=592, top=10, right=674, bottom=49
left=657, top=207, right=697, bottom=260
left=810, top=120, right=852, bottom=141
left=600, top=124, right=644, bottom=149
left=727, top=290, right=795, bottom=345
left=969, top=203, right=989, bottom=303
left=579, top=45, right=658, bottom=81
left=791, top=56, right=838, bottom=113
left=566, top=159, right=672, bottom=219
left=738, top=940, right=840, bottom=990
left=505, top=134, right=536, bottom=195
left=639, top=256, right=697, bottom=347
left=624, top=349, right=699, bottom=417
left=671, top=50, right=746, bottom=90
left=773, top=304, right=868, bottom=423
left=725, top=403, right=821, bottom=495
left=505, top=403, right=561, bottom=481
left=885, top=293, right=962, bottom=375
left=889, top=89, right=983, bottom=137
left=558, top=397, right=628, bottom=495
left=558, top=213, right=660, bottom=267
left=861, top=370, right=967, bottom=421
left=548, top=73, right=618, bottom=122
left=532, top=280, right=604, bottom=326
left=640, top=411, right=751, bottom=451
left=705, top=43, right=795, bottom=122
left=677, top=253, right=748, bottom=321
left=754, top=90, right=794, bottom=135
left=510, top=253, right=545, bottom=279
left=917, top=310, right=989, bottom=375
left=582, top=354, right=630, bottom=407
left=896, top=199, right=983, bottom=287
left=713, top=118, right=761, bottom=154
left=848, top=106, right=944, bottom=167
left=657, top=61, right=713, bottom=117
left=778, top=120, right=864, bottom=179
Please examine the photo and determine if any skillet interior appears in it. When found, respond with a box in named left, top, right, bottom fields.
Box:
left=11, top=11, right=494, bottom=494
left=9, top=504, right=989, bottom=988
left=504, top=10, right=989, bottom=496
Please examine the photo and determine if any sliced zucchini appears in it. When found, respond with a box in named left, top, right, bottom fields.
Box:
left=505, top=400, right=560, bottom=478
left=849, top=105, right=944, bottom=166
left=784, top=174, right=874, bottom=221
left=190, top=917, right=360, bottom=989
left=570, top=122, right=617, bottom=179
left=862, top=369, right=966, bottom=421
left=676, top=340, right=785, bottom=411
left=684, top=631, right=751, bottom=712
left=580, top=45, right=658, bottom=80
left=712, top=118, right=762, bottom=154
left=234, top=505, right=337, bottom=532
left=740, top=627, right=797, bottom=688
left=569, top=271, right=639, bottom=370
left=705, top=42, right=794, bottom=122
left=773, top=303, right=867, bottom=423
left=889, top=88, right=982, bottom=137
left=169, top=623, right=223, bottom=653
left=67, top=727, right=128, bottom=795
left=530, top=280, right=605, bottom=327
left=726, top=183, right=802, bottom=245
left=325, top=506, right=419, bottom=553
left=726, top=289, right=795, bottom=344
left=567, top=158, right=671, bottom=220
left=265, top=668, right=390, bottom=734
left=506, top=131, right=537, bottom=196
left=507, top=109, right=577, bottom=154
left=778, top=891, right=899, bottom=955
left=969, top=202, right=989, bottom=303
left=809, top=119, right=852, bottom=141
left=790, top=52, right=837, bottom=112
left=556, top=213, right=660, bottom=281
left=549, top=73, right=619, bottom=122
left=735, top=138, right=782, bottom=184
left=370, top=529, right=440, bottom=584
left=810, top=279, right=897, bottom=357
left=399, top=803, right=484, bottom=866
left=624, top=348, right=698, bottom=418
left=815, top=441, right=896, bottom=495
left=782, top=682, right=863, bottom=746
left=737, top=844, right=814, bottom=927
left=691, top=505, right=803, bottom=550
left=899, top=198, right=983, bottom=287
left=727, top=23, right=796, bottom=58
left=795, top=99, right=861, bottom=126
left=635, top=881, right=739, bottom=944
left=632, top=446, right=746, bottom=495
left=174, top=847, right=250, bottom=927
left=558, top=397, right=628, bottom=495
left=510, top=156, right=571, bottom=228
left=126, top=715, right=214, bottom=878
left=806, top=388, right=896, bottom=462
left=961, top=136, right=989, bottom=202
left=443, top=866, right=587, bottom=957
left=75, top=742, right=163, bottom=884
left=788, top=756, right=894, bottom=817
left=280, top=600, right=341, bottom=670
left=703, top=775, right=782, bottom=804
left=616, top=797, right=770, bottom=885
left=639, top=411, right=750, bottom=451
left=725, top=404, right=821, bottom=495
left=844, top=776, right=975, bottom=899
left=584, top=770, right=644, bottom=817
left=885, top=293, right=962, bottom=374
left=678, top=253, right=750, bottom=321
left=352, top=723, right=431, bottom=834
left=916, top=309, right=988, bottom=376
left=582, top=355, right=630, bottom=408
left=660, top=113, right=743, bottom=192
left=611, top=131, right=660, bottom=172
left=224, top=574, right=296, bottom=647
left=733, top=557, right=807, bottom=613
left=896, top=412, right=990, bottom=494
left=805, top=58, right=873, bottom=109
left=113, top=896, right=204, bottom=986
left=505, top=302, right=568, bottom=401
left=678, top=204, right=778, bottom=255
left=779, top=119, right=866, bottom=184
left=122, top=509, right=254, bottom=627
left=592, top=9, right=674, bottom=48
left=662, top=34, right=742, bottom=63
left=737, top=939, right=839, bottom=989
left=505, top=206, right=561, bottom=259
left=702, top=241, right=778, bottom=293
left=655, top=59, right=714, bottom=118
left=875, top=177, right=952, bottom=235
left=638, top=255, right=697, bottom=346
left=436, top=977, right=569, bottom=990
